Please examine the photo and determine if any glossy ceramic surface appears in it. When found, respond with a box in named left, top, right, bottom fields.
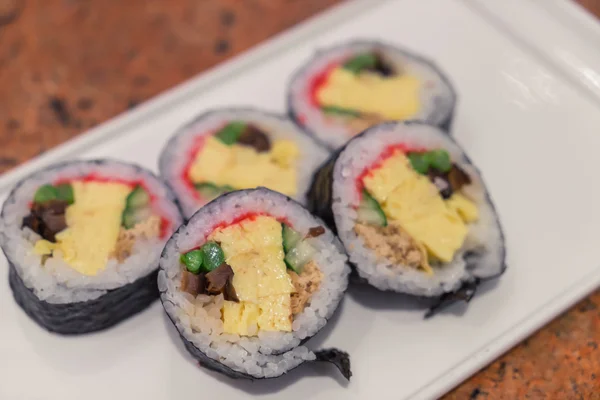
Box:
left=1, top=1, right=599, bottom=399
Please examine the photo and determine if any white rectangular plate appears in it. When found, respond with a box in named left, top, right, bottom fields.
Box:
left=2, top=1, right=599, bottom=399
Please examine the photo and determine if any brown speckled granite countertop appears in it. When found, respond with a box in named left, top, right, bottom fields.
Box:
left=1, top=0, right=599, bottom=398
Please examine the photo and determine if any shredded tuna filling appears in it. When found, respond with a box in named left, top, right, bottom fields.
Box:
left=354, top=147, right=480, bottom=272
left=179, top=217, right=325, bottom=336
left=182, top=262, right=323, bottom=319
left=354, top=223, right=432, bottom=274
left=27, top=181, right=162, bottom=273
left=181, top=260, right=323, bottom=335
left=289, top=260, right=324, bottom=315
left=111, top=215, right=161, bottom=262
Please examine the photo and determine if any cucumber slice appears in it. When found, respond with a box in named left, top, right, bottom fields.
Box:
left=122, top=206, right=152, bottom=229
left=343, top=53, right=377, bottom=74
left=215, top=121, right=247, bottom=145
left=357, top=190, right=387, bottom=227
left=221, top=185, right=236, bottom=192
left=282, top=223, right=316, bottom=273
left=122, top=186, right=152, bottom=229
left=126, top=185, right=150, bottom=209
left=321, top=105, right=361, bottom=117
left=194, top=182, right=221, bottom=199
left=194, top=182, right=234, bottom=200
left=284, top=240, right=316, bottom=274
left=282, top=223, right=302, bottom=253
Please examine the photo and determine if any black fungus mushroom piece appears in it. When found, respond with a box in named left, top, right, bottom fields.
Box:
left=427, top=169, right=453, bottom=199
left=306, top=226, right=326, bottom=238
left=224, top=279, right=239, bottom=302
left=206, top=263, right=239, bottom=302
left=181, top=270, right=206, bottom=297
left=367, top=53, right=395, bottom=77
left=447, top=163, right=472, bottom=192
left=427, top=163, right=473, bottom=199
left=22, top=214, right=44, bottom=235
left=22, top=200, right=68, bottom=242
left=237, top=124, right=271, bottom=152
left=36, top=200, right=68, bottom=232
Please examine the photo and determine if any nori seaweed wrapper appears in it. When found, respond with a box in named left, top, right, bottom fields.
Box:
left=287, top=40, right=458, bottom=151
left=307, top=155, right=339, bottom=233
left=158, top=107, right=330, bottom=219
left=8, top=261, right=159, bottom=334
left=0, top=159, right=184, bottom=334
left=162, top=305, right=352, bottom=381
left=306, top=121, right=507, bottom=317
left=158, top=188, right=352, bottom=381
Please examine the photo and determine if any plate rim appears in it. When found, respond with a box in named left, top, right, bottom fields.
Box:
left=2, top=0, right=600, bottom=398
left=469, top=0, right=600, bottom=108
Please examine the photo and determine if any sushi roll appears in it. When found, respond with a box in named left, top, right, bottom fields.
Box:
left=158, top=188, right=351, bottom=379
left=288, top=40, right=457, bottom=150
left=0, top=160, right=183, bottom=334
left=308, top=122, right=505, bottom=316
left=159, top=108, right=330, bottom=218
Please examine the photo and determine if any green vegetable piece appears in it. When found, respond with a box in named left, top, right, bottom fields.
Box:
left=121, top=209, right=137, bottom=229
left=343, top=53, right=377, bottom=74
left=281, top=223, right=316, bottom=273
left=424, top=149, right=451, bottom=173
left=215, top=121, right=247, bottom=145
left=321, top=105, right=361, bottom=117
left=282, top=223, right=302, bottom=253
left=195, top=182, right=221, bottom=198
left=126, top=185, right=150, bottom=209
left=407, top=153, right=429, bottom=175
left=121, top=185, right=152, bottom=229
left=121, top=207, right=152, bottom=229
left=180, top=250, right=204, bottom=274
left=284, top=240, right=315, bottom=274
left=34, top=185, right=59, bottom=203
left=357, top=189, right=387, bottom=227
left=200, top=241, right=225, bottom=272
left=55, top=183, right=74, bottom=204
left=195, top=182, right=235, bottom=201
left=221, top=185, right=236, bottom=193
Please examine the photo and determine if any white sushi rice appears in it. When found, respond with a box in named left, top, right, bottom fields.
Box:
left=158, top=108, right=331, bottom=218
left=0, top=160, right=183, bottom=304
left=158, top=188, right=350, bottom=378
left=288, top=40, right=456, bottom=150
left=332, top=122, right=504, bottom=297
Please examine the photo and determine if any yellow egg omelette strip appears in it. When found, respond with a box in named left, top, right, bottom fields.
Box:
left=187, top=136, right=299, bottom=197
left=446, top=193, right=479, bottom=222
left=33, top=181, right=132, bottom=275
left=363, top=151, right=478, bottom=263
left=316, top=68, right=422, bottom=120
left=222, top=302, right=259, bottom=336
left=208, top=215, right=294, bottom=334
